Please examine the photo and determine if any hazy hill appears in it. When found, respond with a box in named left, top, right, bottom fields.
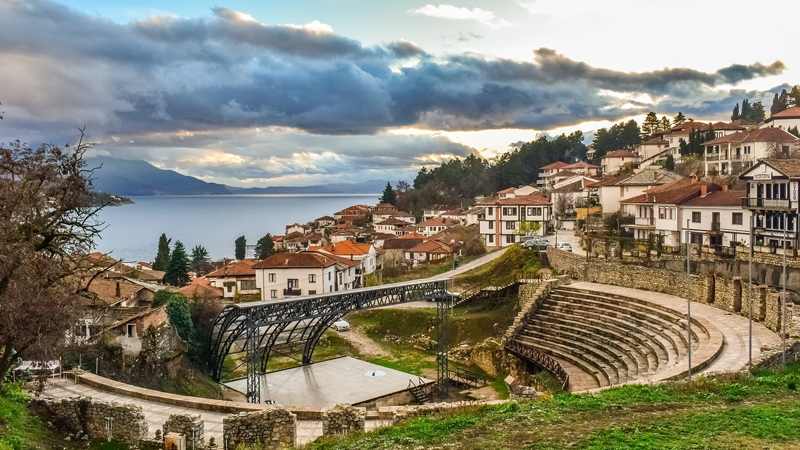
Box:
left=86, top=156, right=387, bottom=196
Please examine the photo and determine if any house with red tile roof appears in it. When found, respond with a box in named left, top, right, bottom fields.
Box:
left=372, top=209, right=415, bottom=224
left=703, top=127, right=799, bottom=176
left=308, top=240, right=377, bottom=286
left=404, top=240, right=453, bottom=264
left=562, top=161, right=600, bottom=177
left=252, top=252, right=357, bottom=300
left=205, top=259, right=259, bottom=298
left=601, top=150, right=639, bottom=175
left=477, top=189, right=552, bottom=247
left=762, top=106, right=800, bottom=131
left=681, top=188, right=750, bottom=250
left=537, top=161, right=570, bottom=188
left=621, top=176, right=721, bottom=246
left=416, top=217, right=460, bottom=237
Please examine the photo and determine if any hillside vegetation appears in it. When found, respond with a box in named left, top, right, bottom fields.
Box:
left=306, top=363, right=800, bottom=450
left=455, top=245, right=543, bottom=289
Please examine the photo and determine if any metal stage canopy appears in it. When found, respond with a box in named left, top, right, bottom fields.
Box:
left=210, top=278, right=450, bottom=403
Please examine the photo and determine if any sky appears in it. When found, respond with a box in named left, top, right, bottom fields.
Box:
left=1, top=0, right=798, bottom=187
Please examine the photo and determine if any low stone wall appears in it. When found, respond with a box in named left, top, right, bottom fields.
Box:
left=504, top=375, right=539, bottom=400
left=163, top=414, right=204, bottom=449
left=547, top=247, right=797, bottom=336
left=222, top=407, right=296, bottom=449
left=30, top=397, right=148, bottom=445
left=383, top=400, right=504, bottom=424
left=321, top=404, right=366, bottom=436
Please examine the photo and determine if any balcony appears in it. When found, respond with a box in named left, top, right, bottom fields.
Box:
left=634, top=217, right=655, bottom=228
left=283, top=288, right=302, bottom=296
left=705, top=154, right=720, bottom=161
left=742, top=197, right=793, bottom=211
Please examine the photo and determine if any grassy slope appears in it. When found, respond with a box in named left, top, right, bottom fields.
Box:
left=305, top=364, right=800, bottom=450
left=0, top=384, right=129, bottom=450
left=454, top=245, right=542, bottom=289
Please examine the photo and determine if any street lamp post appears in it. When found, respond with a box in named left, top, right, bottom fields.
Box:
left=783, top=217, right=788, bottom=368
left=748, top=213, right=754, bottom=369
left=685, top=218, right=692, bottom=381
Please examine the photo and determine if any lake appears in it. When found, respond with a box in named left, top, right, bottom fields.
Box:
left=94, top=194, right=379, bottom=262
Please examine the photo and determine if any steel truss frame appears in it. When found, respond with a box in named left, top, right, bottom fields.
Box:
left=210, top=279, right=448, bottom=403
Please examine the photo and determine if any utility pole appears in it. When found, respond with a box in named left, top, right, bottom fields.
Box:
left=748, top=213, right=754, bottom=369
left=685, top=218, right=692, bottom=380
left=783, top=215, right=788, bottom=368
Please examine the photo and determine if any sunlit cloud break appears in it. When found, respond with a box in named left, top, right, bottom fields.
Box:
left=409, top=4, right=512, bottom=29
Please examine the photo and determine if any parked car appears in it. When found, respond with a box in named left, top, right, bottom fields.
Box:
left=522, top=236, right=550, bottom=249
left=332, top=320, right=350, bottom=331
left=426, top=290, right=461, bottom=302
left=556, top=242, right=573, bottom=252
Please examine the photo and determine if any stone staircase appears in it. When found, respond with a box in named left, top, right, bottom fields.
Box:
left=509, top=285, right=725, bottom=392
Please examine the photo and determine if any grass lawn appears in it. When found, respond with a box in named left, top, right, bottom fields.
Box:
left=304, top=364, right=800, bottom=450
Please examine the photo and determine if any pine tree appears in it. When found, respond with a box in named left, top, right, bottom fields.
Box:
left=190, top=245, right=210, bottom=276
left=731, top=103, right=740, bottom=122
left=790, top=85, right=800, bottom=107
left=674, top=112, right=686, bottom=126
left=165, top=241, right=191, bottom=286
left=749, top=101, right=766, bottom=123
left=659, top=116, right=671, bottom=132
left=641, top=111, right=660, bottom=137
left=153, top=233, right=171, bottom=271
left=380, top=182, right=397, bottom=205
left=741, top=99, right=751, bottom=122
left=234, top=235, right=246, bottom=260
left=254, top=233, right=274, bottom=259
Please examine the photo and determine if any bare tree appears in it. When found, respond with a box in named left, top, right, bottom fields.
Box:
left=764, top=141, right=798, bottom=159
left=0, top=135, right=104, bottom=385
left=554, top=193, right=574, bottom=217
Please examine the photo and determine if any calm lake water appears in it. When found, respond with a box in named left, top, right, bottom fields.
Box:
left=94, top=194, right=379, bottom=262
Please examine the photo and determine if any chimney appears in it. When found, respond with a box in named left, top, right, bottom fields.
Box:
left=700, top=182, right=708, bottom=197
left=722, top=184, right=729, bottom=192
left=115, top=281, right=121, bottom=297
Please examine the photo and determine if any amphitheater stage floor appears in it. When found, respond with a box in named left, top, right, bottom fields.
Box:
left=223, top=357, right=432, bottom=409
left=570, top=281, right=782, bottom=374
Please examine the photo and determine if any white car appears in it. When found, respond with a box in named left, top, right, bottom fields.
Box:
left=556, top=242, right=573, bottom=252
left=332, top=320, right=350, bottom=331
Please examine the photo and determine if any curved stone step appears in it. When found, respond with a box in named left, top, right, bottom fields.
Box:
left=519, top=327, right=637, bottom=382
left=534, top=308, right=666, bottom=372
left=512, top=337, right=612, bottom=387
left=523, top=318, right=651, bottom=377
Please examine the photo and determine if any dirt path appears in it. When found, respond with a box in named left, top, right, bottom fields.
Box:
left=339, top=327, right=390, bottom=357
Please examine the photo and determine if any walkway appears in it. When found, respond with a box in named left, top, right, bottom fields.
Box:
left=570, top=282, right=782, bottom=374
left=40, top=379, right=389, bottom=446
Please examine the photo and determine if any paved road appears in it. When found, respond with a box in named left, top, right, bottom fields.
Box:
left=546, top=231, right=586, bottom=256
left=431, top=246, right=509, bottom=280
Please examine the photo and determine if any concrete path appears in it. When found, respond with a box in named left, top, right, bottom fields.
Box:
left=40, top=379, right=389, bottom=446
left=570, top=282, right=782, bottom=374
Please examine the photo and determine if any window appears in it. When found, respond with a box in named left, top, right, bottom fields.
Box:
left=268, top=273, right=276, bottom=282
left=487, top=207, right=493, bottom=215
left=309, top=290, right=317, bottom=295
left=226, top=285, right=233, bottom=293
left=505, top=221, right=516, bottom=230
left=270, top=290, right=277, bottom=299
left=309, top=274, right=316, bottom=283
left=732, top=212, right=743, bottom=225
left=658, top=207, right=665, bottom=220
left=126, top=324, right=136, bottom=338
left=505, top=235, right=516, bottom=244
left=288, top=279, right=299, bottom=288
left=328, top=272, right=331, bottom=281
left=337, top=272, right=343, bottom=284
left=488, top=221, right=494, bottom=230
left=240, top=280, right=257, bottom=291
left=690, top=233, right=703, bottom=245
left=692, top=212, right=701, bottom=223
left=488, top=235, right=494, bottom=243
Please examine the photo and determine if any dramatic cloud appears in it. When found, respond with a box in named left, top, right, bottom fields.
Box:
left=0, top=0, right=788, bottom=184
left=409, top=4, right=512, bottom=29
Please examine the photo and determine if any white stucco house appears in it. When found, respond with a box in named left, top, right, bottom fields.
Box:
left=253, top=252, right=357, bottom=300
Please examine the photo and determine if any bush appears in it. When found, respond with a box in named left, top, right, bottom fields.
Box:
left=165, top=294, right=202, bottom=366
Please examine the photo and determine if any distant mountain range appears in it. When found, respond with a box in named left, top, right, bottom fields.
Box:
left=86, top=156, right=388, bottom=196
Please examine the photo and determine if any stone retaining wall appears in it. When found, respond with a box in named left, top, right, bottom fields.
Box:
left=222, top=407, right=296, bottom=449
left=547, top=247, right=797, bottom=336
left=163, top=414, right=204, bottom=449
left=30, top=397, right=148, bottom=445
left=383, top=400, right=504, bottom=424
left=321, top=404, right=366, bottom=435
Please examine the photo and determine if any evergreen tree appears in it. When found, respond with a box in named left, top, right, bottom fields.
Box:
left=153, top=233, right=171, bottom=271
left=674, top=112, right=686, bottom=126
left=641, top=112, right=660, bottom=137
left=741, top=99, right=751, bottom=122
left=771, top=93, right=782, bottom=116
left=789, top=126, right=800, bottom=138
left=380, top=182, right=397, bottom=205
left=664, top=154, right=675, bottom=171
left=659, top=116, right=671, bottom=132
left=731, top=103, right=740, bottom=121
left=190, top=245, right=210, bottom=276
left=234, top=235, right=246, bottom=260
left=748, top=101, right=766, bottom=123
left=790, top=85, right=800, bottom=107
left=164, top=241, right=191, bottom=286
left=254, top=233, right=275, bottom=259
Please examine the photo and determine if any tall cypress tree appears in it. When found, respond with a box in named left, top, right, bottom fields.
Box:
left=235, top=235, right=247, bottom=260
left=165, top=240, right=191, bottom=286
left=731, top=103, right=740, bottom=121
left=153, top=233, right=171, bottom=271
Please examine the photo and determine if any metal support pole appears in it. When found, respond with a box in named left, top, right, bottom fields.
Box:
left=436, top=280, right=450, bottom=396
left=748, top=213, right=754, bottom=370
left=783, top=219, right=788, bottom=368
left=685, top=219, right=692, bottom=380
left=245, top=312, right=261, bottom=404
